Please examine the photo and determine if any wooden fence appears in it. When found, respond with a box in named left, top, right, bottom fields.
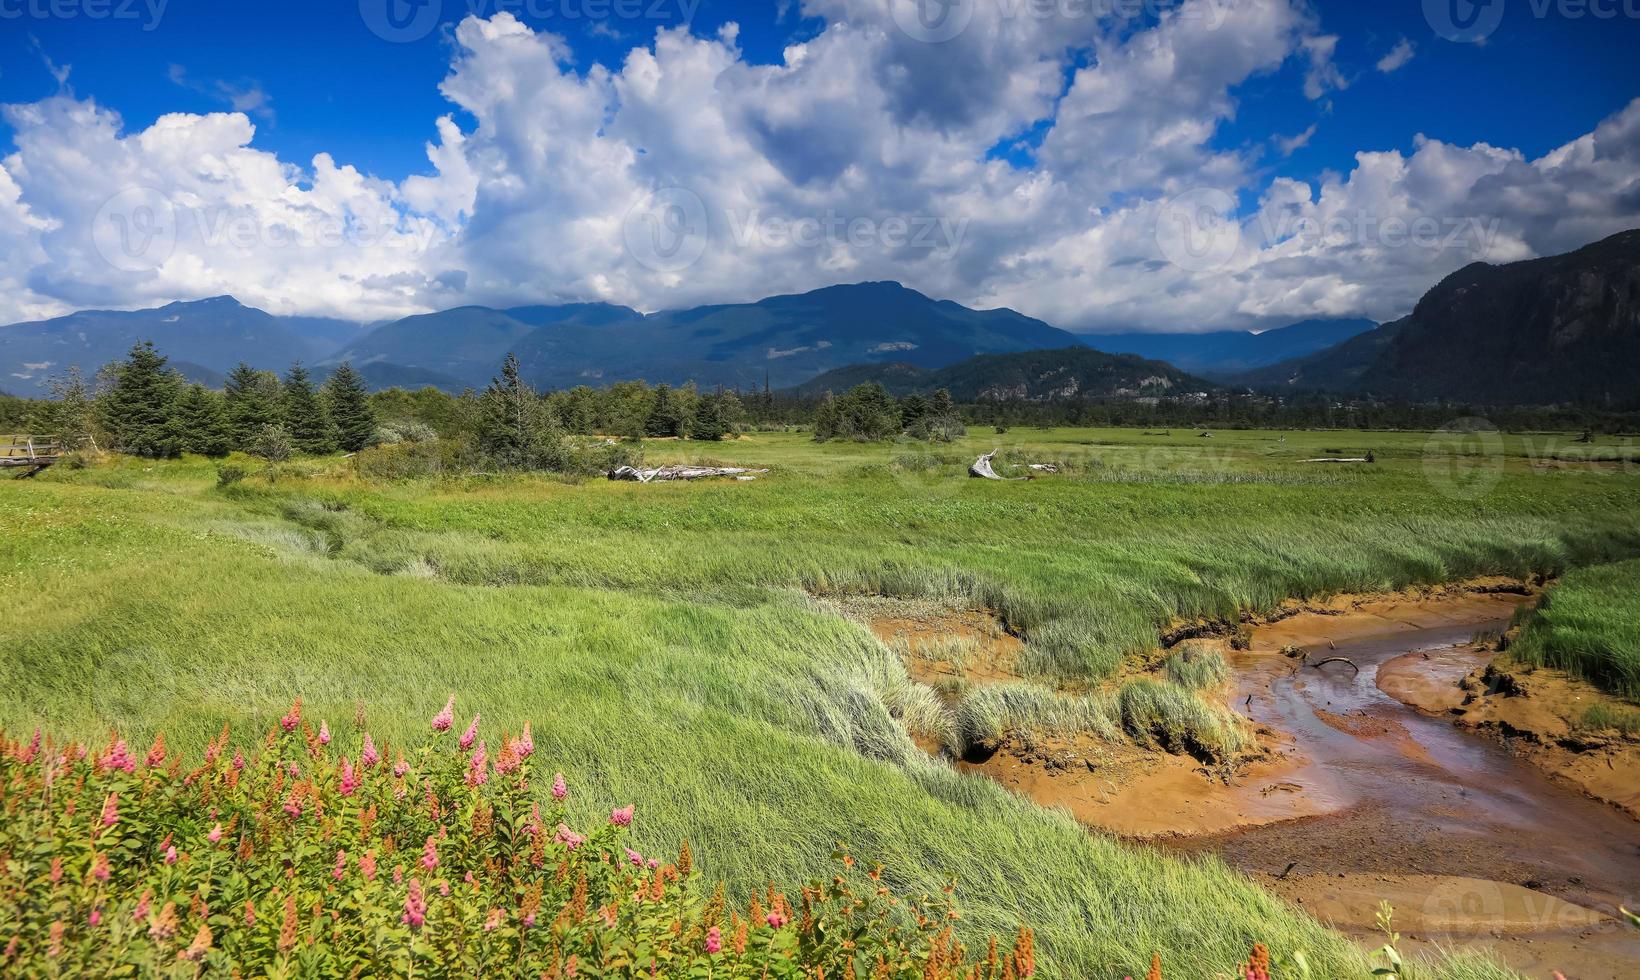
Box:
left=0, top=436, right=63, bottom=473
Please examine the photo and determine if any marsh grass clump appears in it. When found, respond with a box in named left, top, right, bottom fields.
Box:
left=1509, top=560, right=1640, bottom=699
left=879, top=677, right=956, bottom=748
left=953, top=684, right=1120, bottom=755
left=892, top=635, right=985, bottom=671
left=1117, top=680, right=1246, bottom=763
left=1578, top=702, right=1640, bottom=737
left=1163, top=646, right=1229, bottom=691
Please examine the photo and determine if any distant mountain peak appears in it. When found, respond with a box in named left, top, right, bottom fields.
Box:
left=1233, top=229, right=1640, bottom=407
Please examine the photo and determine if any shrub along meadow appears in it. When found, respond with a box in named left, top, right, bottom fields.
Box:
left=0, top=700, right=1043, bottom=977
left=3, top=427, right=1638, bottom=976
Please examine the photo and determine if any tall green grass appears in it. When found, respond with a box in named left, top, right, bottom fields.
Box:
left=1510, top=559, right=1640, bottom=700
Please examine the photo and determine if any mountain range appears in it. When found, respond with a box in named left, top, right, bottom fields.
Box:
left=0, top=296, right=362, bottom=397
left=1084, top=319, right=1376, bottom=377
left=4, top=230, right=1636, bottom=406
left=794, top=348, right=1211, bottom=402
left=1233, top=230, right=1640, bottom=408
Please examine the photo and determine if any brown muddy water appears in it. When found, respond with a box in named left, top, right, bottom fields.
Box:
left=1166, top=614, right=1640, bottom=979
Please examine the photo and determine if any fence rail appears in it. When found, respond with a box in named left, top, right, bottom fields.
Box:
left=0, top=436, right=63, bottom=470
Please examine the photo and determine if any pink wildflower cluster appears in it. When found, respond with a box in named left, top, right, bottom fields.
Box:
left=430, top=695, right=455, bottom=732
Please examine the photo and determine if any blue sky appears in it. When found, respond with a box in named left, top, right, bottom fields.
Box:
left=5, top=1, right=1633, bottom=186
left=0, top=0, right=1636, bottom=330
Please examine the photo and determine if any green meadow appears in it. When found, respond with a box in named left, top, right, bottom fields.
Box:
left=3, top=426, right=1638, bottom=978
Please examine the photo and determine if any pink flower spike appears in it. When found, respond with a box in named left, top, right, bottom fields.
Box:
left=89, top=908, right=102, bottom=928
left=332, top=850, right=348, bottom=881
left=466, top=742, right=489, bottom=787
left=90, top=853, right=111, bottom=882
left=99, top=792, right=119, bottom=828
left=101, top=739, right=136, bottom=774
left=339, top=758, right=360, bottom=797
left=705, top=925, right=722, bottom=954
left=420, top=836, right=439, bottom=872
left=231, top=751, right=245, bottom=771
left=207, top=823, right=223, bottom=844
left=431, top=695, right=455, bottom=733
left=360, top=733, right=379, bottom=768
left=766, top=909, right=788, bottom=929
left=518, top=722, right=533, bottom=758
left=647, top=858, right=660, bottom=870
left=402, top=879, right=427, bottom=930
left=318, top=721, right=331, bottom=745
left=360, top=850, right=378, bottom=882
left=552, top=772, right=567, bottom=801
left=610, top=805, right=634, bottom=827
left=280, top=698, right=302, bottom=734
left=484, top=908, right=504, bottom=932
left=163, top=846, right=178, bottom=865
left=625, top=847, right=643, bottom=867
left=459, top=714, right=481, bottom=751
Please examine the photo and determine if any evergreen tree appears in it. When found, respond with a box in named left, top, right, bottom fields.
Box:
left=224, top=363, right=281, bottom=449
left=645, top=384, right=686, bottom=438
left=99, top=342, right=182, bottom=458
left=282, top=363, right=335, bottom=455
left=174, top=384, right=232, bottom=457
left=322, top=362, right=377, bottom=452
left=691, top=393, right=727, bottom=441
left=476, top=354, right=567, bottom=470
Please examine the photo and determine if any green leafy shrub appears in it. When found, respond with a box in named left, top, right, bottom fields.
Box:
left=0, top=701, right=1036, bottom=978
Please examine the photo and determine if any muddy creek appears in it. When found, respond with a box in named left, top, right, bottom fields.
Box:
left=1166, top=602, right=1640, bottom=978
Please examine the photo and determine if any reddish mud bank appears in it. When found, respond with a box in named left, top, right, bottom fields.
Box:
left=1379, top=647, right=1640, bottom=820
left=1164, top=590, right=1640, bottom=979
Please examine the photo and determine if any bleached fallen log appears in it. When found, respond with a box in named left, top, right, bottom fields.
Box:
left=1028, top=463, right=1060, bottom=474
left=969, top=451, right=1028, bottom=481
left=1301, top=457, right=1372, bottom=464
left=608, top=465, right=770, bottom=483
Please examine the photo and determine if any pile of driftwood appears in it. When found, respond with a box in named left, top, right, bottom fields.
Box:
left=608, top=465, right=769, bottom=483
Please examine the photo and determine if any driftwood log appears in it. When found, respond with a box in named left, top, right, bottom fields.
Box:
left=1310, top=657, right=1360, bottom=674
left=969, top=451, right=1024, bottom=481
left=608, top=465, right=770, bottom=483
left=1302, top=457, right=1373, bottom=464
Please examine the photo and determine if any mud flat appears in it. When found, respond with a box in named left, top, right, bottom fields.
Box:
left=1164, top=587, right=1640, bottom=979
left=1378, top=646, right=1640, bottom=820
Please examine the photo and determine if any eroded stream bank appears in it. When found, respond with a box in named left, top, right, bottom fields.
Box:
left=1164, top=592, right=1640, bottom=980
left=855, top=585, right=1640, bottom=977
